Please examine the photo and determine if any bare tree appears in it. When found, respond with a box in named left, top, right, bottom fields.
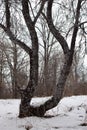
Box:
left=0, top=0, right=46, bottom=117
left=0, top=41, right=29, bottom=98
left=36, top=0, right=87, bottom=116
left=0, top=0, right=87, bottom=117
left=0, top=44, right=6, bottom=98
left=36, top=15, right=58, bottom=95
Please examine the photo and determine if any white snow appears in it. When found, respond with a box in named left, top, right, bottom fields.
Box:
left=0, top=96, right=87, bottom=130
left=30, top=96, right=52, bottom=107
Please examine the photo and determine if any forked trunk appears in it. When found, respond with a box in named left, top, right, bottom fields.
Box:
left=19, top=52, right=73, bottom=117
left=19, top=0, right=81, bottom=118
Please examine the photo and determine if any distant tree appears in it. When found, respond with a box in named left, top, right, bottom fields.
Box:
left=0, top=42, right=8, bottom=98
left=37, top=15, right=58, bottom=96
left=0, top=41, right=29, bottom=98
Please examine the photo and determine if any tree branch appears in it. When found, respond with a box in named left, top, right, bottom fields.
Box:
left=0, top=24, right=32, bottom=55
left=33, top=0, right=46, bottom=25
left=70, top=0, right=82, bottom=54
left=22, top=0, right=34, bottom=30
left=22, top=0, right=39, bottom=52
left=4, top=0, right=10, bottom=29
left=47, top=0, right=69, bottom=55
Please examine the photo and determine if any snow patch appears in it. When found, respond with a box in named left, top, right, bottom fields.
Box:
left=0, top=96, right=87, bottom=130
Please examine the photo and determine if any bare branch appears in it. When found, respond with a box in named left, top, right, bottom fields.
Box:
left=33, top=0, right=46, bottom=25
left=22, top=0, right=38, bottom=47
left=4, top=0, right=10, bottom=29
left=79, top=21, right=87, bottom=26
left=0, top=24, right=32, bottom=55
left=70, top=0, right=83, bottom=53
left=28, top=0, right=35, bottom=19
left=47, top=0, right=69, bottom=55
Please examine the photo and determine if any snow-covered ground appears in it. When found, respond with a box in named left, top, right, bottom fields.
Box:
left=0, top=96, right=87, bottom=130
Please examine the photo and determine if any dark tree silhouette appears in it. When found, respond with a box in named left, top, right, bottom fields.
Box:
left=0, top=0, right=87, bottom=117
